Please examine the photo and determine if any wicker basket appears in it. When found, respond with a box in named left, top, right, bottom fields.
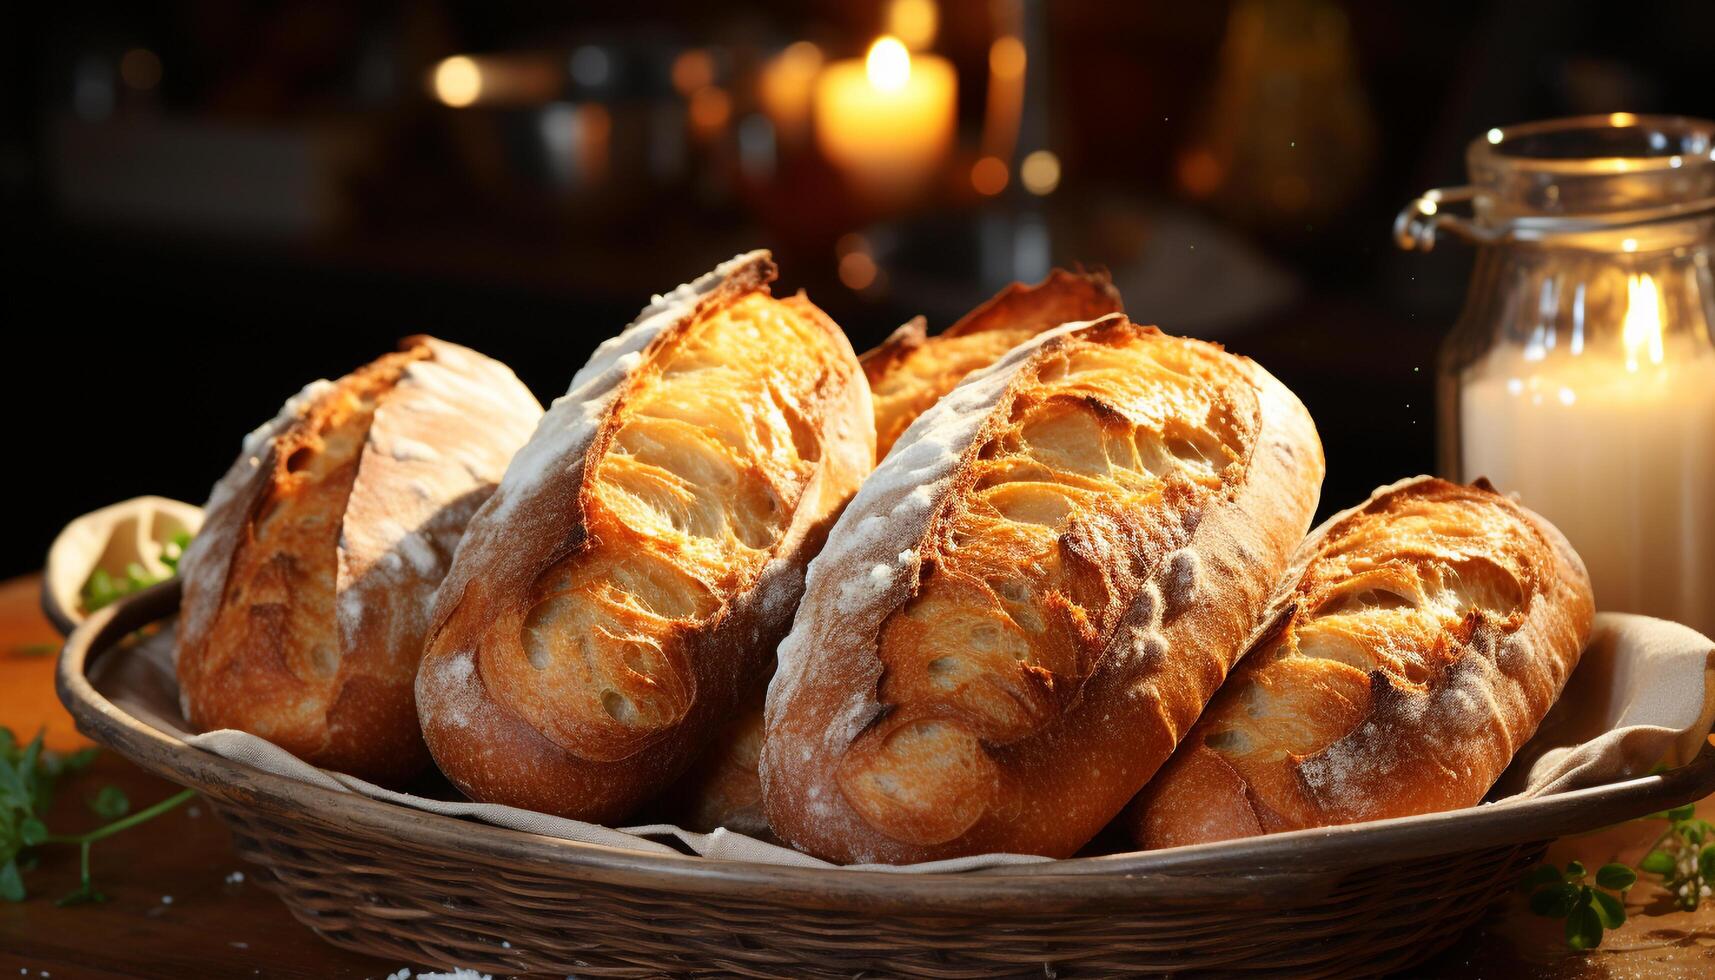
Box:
left=57, top=582, right=1715, bottom=978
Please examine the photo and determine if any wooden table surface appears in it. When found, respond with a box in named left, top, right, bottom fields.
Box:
left=3, top=572, right=1714, bottom=980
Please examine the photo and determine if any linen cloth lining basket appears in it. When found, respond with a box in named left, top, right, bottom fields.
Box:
left=56, top=581, right=1715, bottom=978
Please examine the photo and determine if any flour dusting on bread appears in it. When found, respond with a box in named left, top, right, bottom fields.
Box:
left=764, top=315, right=1324, bottom=863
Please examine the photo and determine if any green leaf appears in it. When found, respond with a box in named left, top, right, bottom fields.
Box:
left=1565, top=903, right=1605, bottom=950
left=89, top=786, right=129, bottom=820
left=55, top=885, right=106, bottom=908
left=1565, top=860, right=1586, bottom=880
left=1668, top=804, right=1697, bottom=822
left=1592, top=889, right=1627, bottom=929
left=1523, top=864, right=1564, bottom=890
left=0, top=727, right=15, bottom=759
left=16, top=733, right=43, bottom=809
left=61, top=748, right=98, bottom=775
left=1699, top=845, right=1715, bottom=881
left=18, top=817, right=46, bottom=847
left=1597, top=863, right=1638, bottom=891
left=1531, top=882, right=1580, bottom=918
left=0, top=859, right=23, bottom=902
left=1641, top=850, right=1676, bottom=875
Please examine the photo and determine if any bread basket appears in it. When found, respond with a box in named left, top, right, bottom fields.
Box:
left=57, top=581, right=1715, bottom=978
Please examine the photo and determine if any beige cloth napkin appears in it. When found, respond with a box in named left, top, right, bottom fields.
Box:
left=95, top=612, right=1715, bottom=872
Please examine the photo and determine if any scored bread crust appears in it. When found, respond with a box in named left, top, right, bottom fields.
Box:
left=175, top=337, right=543, bottom=784
left=667, top=268, right=1121, bottom=833
left=761, top=315, right=1324, bottom=863
left=414, top=251, right=874, bottom=823
left=1125, top=476, right=1595, bottom=850
left=862, top=268, right=1124, bottom=460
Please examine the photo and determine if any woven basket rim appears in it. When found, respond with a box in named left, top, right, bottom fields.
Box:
left=56, top=580, right=1715, bottom=908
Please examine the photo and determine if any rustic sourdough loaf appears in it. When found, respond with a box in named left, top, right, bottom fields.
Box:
left=761, top=315, right=1324, bottom=862
left=175, top=337, right=542, bottom=784
left=1126, top=476, right=1594, bottom=849
left=668, top=268, right=1122, bottom=834
left=414, top=251, right=873, bottom=823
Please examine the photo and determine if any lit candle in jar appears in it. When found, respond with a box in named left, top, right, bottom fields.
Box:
left=814, top=36, right=956, bottom=201
left=1460, top=272, right=1715, bottom=634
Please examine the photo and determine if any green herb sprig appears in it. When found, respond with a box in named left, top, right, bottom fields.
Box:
left=79, top=531, right=191, bottom=614
left=0, top=727, right=194, bottom=905
left=1637, top=802, right=1715, bottom=911
left=1524, top=859, right=1637, bottom=949
left=1523, top=790, right=1714, bottom=950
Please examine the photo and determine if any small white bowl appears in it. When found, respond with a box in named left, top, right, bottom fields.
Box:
left=43, top=496, right=203, bottom=635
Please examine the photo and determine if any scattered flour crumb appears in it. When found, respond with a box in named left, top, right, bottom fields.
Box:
left=413, top=970, right=493, bottom=980
left=160, top=895, right=173, bottom=905
left=225, top=871, right=246, bottom=884
left=229, top=942, right=249, bottom=950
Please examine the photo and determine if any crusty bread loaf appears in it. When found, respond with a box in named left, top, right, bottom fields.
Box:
left=659, top=686, right=772, bottom=837
left=175, top=337, right=542, bottom=784
left=863, top=268, right=1123, bottom=460
left=761, top=315, right=1324, bottom=862
left=667, top=268, right=1121, bottom=834
left=1125, top=476, right=1594, bottom=849
left=414, top=251, right=874, bottom=823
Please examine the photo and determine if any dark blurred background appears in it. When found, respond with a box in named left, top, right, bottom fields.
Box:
left=3, top=0, right=1711, bottom=578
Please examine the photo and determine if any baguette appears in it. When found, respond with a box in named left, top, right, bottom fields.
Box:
left=669, top=268, right=1122, bottom=834
left=175, top=337, right=542, bottom=784
left=414, top=251, right=873, bottom=823
left=1125, top=476, right=1594, bottom=849
left=863, top=268, right=1123, bottom=460
left=761, top=315, right=1323, bottom=862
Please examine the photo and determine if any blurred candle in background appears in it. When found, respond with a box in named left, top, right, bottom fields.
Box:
left=814, top=35, right=955, bottom=203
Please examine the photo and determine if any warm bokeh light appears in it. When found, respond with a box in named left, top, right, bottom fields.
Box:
left=989, top=36, right=1027, bottom=80
left=759, top=42, right=824, bottom=145
left=432, top=56, right=482, bottom=107
left=689, top=86, right=732, bottom=137
left=1020, top=150, right=1060, bottom=195
left=971, top=156, right=1009, bottom=195
left=887, top=0, right=940, bottom=50
left=1176, top=148, right=1223, bottom=197
left=120, top=48, right=162, bottom=90
left=838, top=251, right=879, bottom=290
left=867, top=36, right=911, bottom=93
left=672, top=50, right=715, bottom=96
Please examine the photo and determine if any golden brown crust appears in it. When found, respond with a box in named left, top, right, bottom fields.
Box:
left=415, top=252, right=874, bottom=823
left=1126, top=477, right=1595, bottom=850
left=762, top=316, right=1324, bottom=863
left=175, top=338, right=543, bottom=784
left=862, top=269, right=1124, bottom=460
left=666, top=268, right=1121, bottom=835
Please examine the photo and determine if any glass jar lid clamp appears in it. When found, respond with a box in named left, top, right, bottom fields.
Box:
left=1396, top=114, right=1715, bottom=251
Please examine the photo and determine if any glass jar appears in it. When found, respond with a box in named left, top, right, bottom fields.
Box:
left=1396, top=114, right=1715, bottom=636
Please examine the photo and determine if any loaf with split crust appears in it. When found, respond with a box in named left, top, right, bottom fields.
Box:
left=415, top=251, right=874, bottom=823
left=1126, top=476, right=1594, bottom=849
left=176, top=337, right=542, bottom=784
left=762, top=314, right=1324, bottom=862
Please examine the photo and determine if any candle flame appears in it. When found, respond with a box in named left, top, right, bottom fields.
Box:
left=867, top=36, right=911, bottom=93
left=1622, top=273, right=1665, bottom=372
